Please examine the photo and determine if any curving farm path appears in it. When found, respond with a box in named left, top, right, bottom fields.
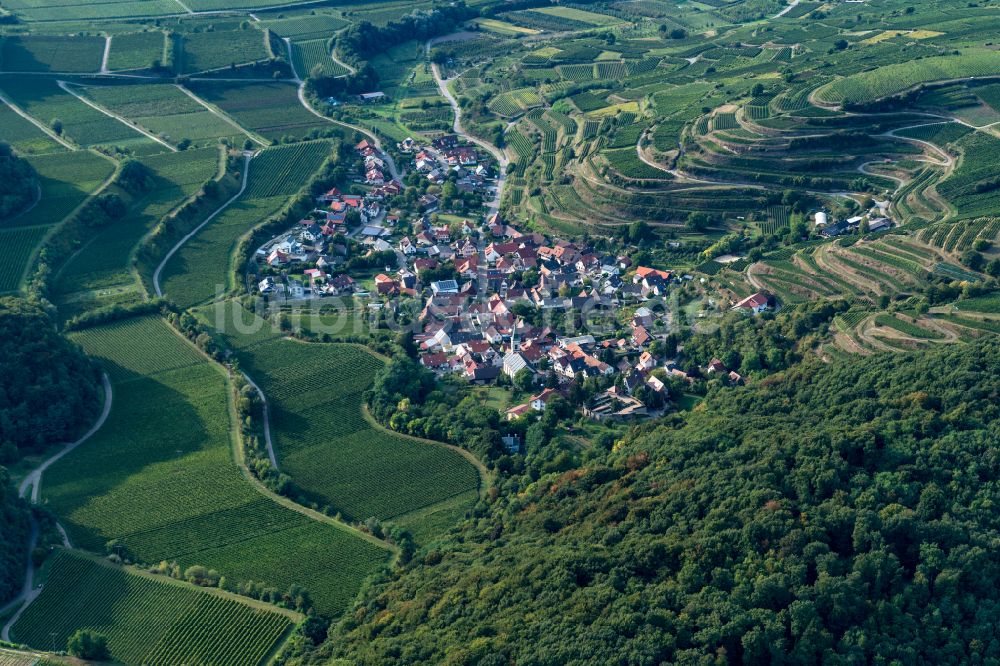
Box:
left=154, top=152, right=253, bottom=298
left=1, top=374, right=112, bottom=642
left=240, top=371, right=279, bottom=468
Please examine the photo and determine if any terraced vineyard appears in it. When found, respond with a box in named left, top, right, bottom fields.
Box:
left=50, top=316, right=390, bottom=617
left=918, top=217, right=1000, bottom=255
left=816, top=51, right=1000, bottom=107
left=749, top=234, right=970, bottom=304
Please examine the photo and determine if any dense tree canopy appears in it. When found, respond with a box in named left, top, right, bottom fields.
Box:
left=0, top=142, right=38, bottom=219
left=303, top=341, right=1000, bottom=665
left=0, top=298, right=101, bottom=463
left=0, top=466, right=30, bottom=604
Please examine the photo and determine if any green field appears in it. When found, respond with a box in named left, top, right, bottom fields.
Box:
left=0, top=35, right=104, bottom=73
left=0, top=78, right=160, bottom=153
left=49, top=316, right=390, bottom=617
left=106, top=31, right=166, bottom=71
left=80, top=83, right=249, bottom=147
left=53, top=147, right=219, bottom=316
left=160, top=141, right=331, bottom=308
left=12, top=551, right=294, bottom=666
left=185, top=81, right=333, bottom=141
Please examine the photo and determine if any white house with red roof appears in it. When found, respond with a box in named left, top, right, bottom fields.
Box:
left=733, top=291, right=772, bottom=314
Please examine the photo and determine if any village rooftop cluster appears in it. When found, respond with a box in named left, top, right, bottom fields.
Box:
left=252, top=134, right=774, bottom=422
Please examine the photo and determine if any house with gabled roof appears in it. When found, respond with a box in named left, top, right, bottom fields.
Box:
left=733, top=291, right=772, bottom=314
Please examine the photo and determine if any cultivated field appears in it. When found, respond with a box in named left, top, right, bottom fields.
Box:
left=50, top=316, right=390, bottom=617
left=80, top=84, right=249, bottom=147
left=186, top=81, right=334, bottom=141
left=12, top=550, right=294, bottom=666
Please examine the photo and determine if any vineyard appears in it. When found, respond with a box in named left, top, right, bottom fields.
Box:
left=0, top=35, right=104, bottom=73
left=220, top=324, right=481, bottom=528
left=106, top=31, right=165, bottom=71
left=918, top=217, right=1000, bottom=254
left=0, top=226, right=47, bottom=292
left=242, top=141, right=331, bottom=198
left=0, top=78, right=158, bottom=153
left=816, top=51, right=1000, bottom=106
left=291, top=39, right=349, bottom=78
left=23, top=151, right=115, bottom=227
left=186, top=81, right=334, bottom=141
left=12, top=551, right=294, bottom=666
left=263, top=14, right=348, bottom=40
left=52, top=316, right=390, bottom=617
left=0, top=102, right=64, bottom=155
left=53, top=147, right=220, bottom=319
left=81, top=83, right=249, bottom=147
left=177, top=27, right=269, bottom=74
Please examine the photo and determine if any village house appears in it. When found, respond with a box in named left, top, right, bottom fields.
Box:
left=733, top=291, right=773, bottom=314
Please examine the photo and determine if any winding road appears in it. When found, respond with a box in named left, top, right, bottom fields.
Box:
left=1, top=374, right=112, bottom=643
left=431, top=59, right=508, bottom=218
left=284, top=45, right=402, bottom=182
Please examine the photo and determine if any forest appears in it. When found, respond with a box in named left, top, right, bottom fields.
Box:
left=299, top=341, right=1000, bottom=665
left=0, top=297, right=101, bottom=464
left=0, top=465, right=30, bottom=605
left=0, top=142, right=38, bottom=219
